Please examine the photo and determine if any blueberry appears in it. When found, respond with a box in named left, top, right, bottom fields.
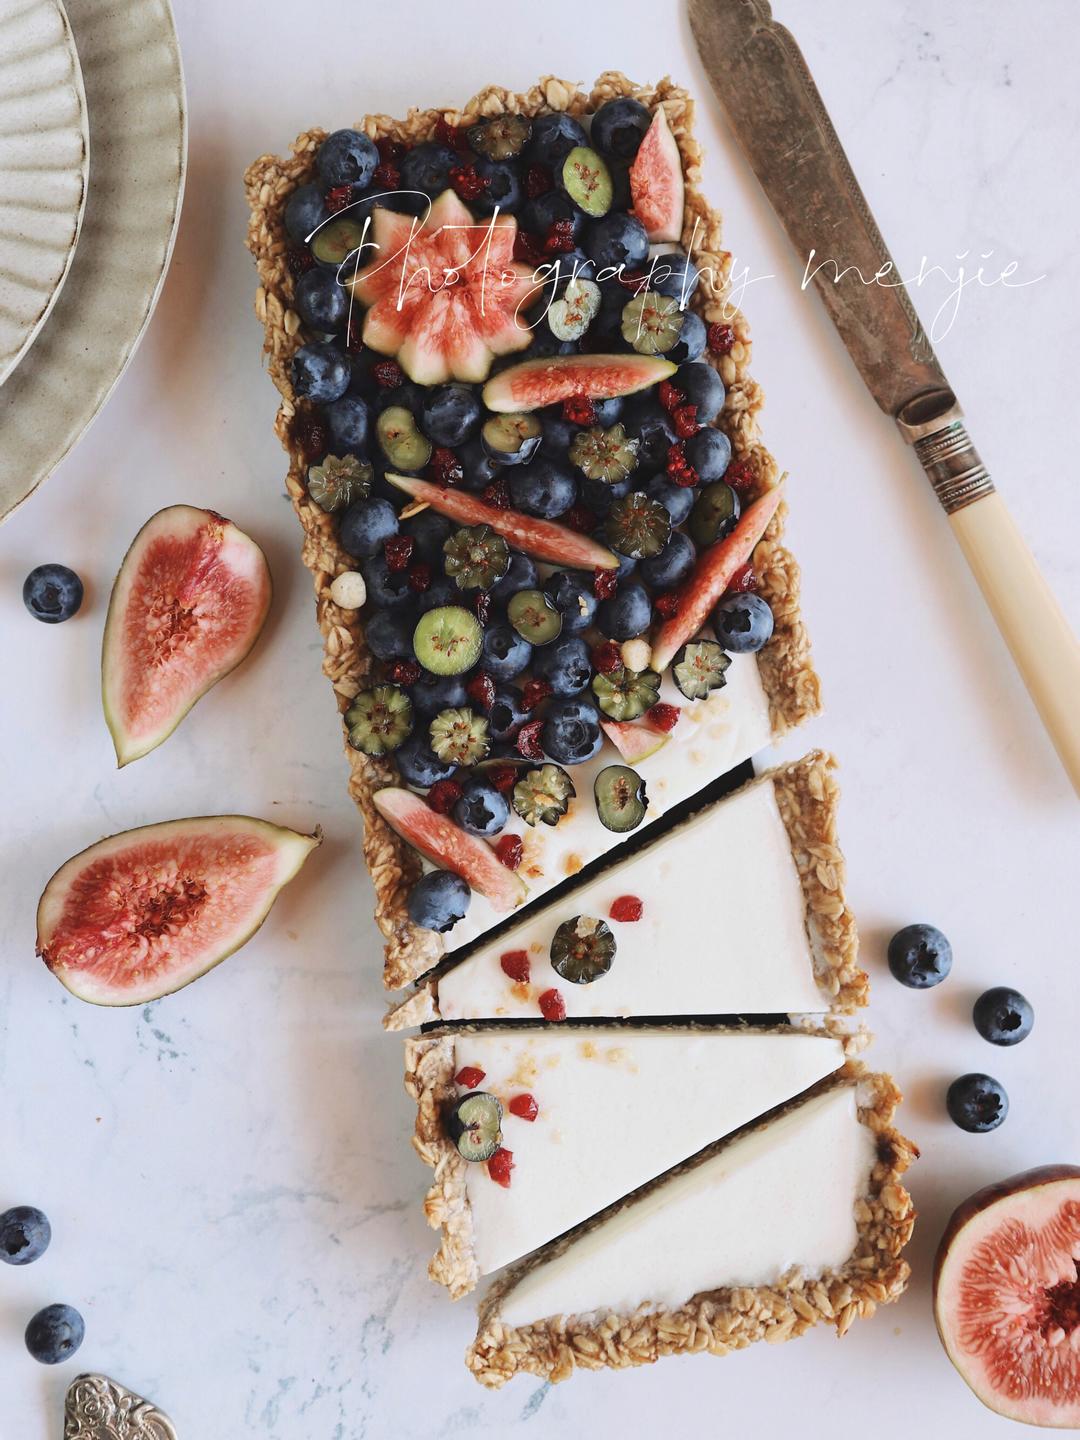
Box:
left=523, top=329, right=576, bottom=361
left=641, top=531, right=696, bottom=591
left=591, top=395, right=625, bottom=427
left=394, top=734, right=457, bottom=786
left=580, top=474, right=631, bottom=516
left=526, top=112, right=588, bottom=168
left=592, top=282, right=632, bottom=340
left=488, top=685, right=528, bottom=742
left=415, top=575, right=459, bottom=613
left=403, top=509, right=452, bottom=563
left=542, top=695, right=603, bottom=765
left=585, top=213, right=649, bottom=274
left=683, top=426, right=731, bottom=482
left=291, top=341, right=350, bottom=403
left=284, top=182, right=329, bottom=243
left=544, top=571, right=598, bottom=634
left=712, top=594, right=774, bottom=654
left=887, top=923, right=953, bottom=989
left=521, top=189, right=584, bottom=241
left=25, top=1304, right=84, bottom=1365
left=509, top=457, right=577, bottom=519
left=453, top=778, right=509, bottom=837
left=548, top=248, right=597, bottom=291
left=339, top=497, right=398, bottom=558
left=490, top=552, right=538, bottom=605
left=361, top=553, right=413, bottom=610
left=676, top=362, right=725, bottom=423
left=946, top=1073, right=1008, bottom=1133
left=624, top=399, right=676, bottom=469
left=0, top=1207, right=51, bottom=1266
left=647, top=475, right=694, bottom=525
left=611, top=551, right=639, bottom=581
left=421, top=384, right=482, bottom=447
left=540, top=414, right=574, bottom=458
left=294, top=267, right=348, bottom=332
left=650, top=248, right=700, bottom=303
left=667, top=309, right=707, bottom=365
left=482, top=623, right=532, bottom=680
left=608, top=159, right=632, bottom=211
left=472, top=159, right=523, bottom=215
left=407, top=869, right=470, bottom=932
left=459, top=436, right=503, bottom=491
left=596, top=581, right=652, bottom=641
left=22, top=565, right=83, bottom=624
left=324, top=394, right=371, bottom=455
left=317, top=129, right=379, bottom=188
left=531, top=635, right=592, bottom=696
left=591, top=97, right=652, bottom=159
left=411, top=672, right=468, bottom=719
left=366, top=608, right=415, bottom=660
left=400, top=142, right=458, bottom=199
left=373, top=381, right=423, bottom=418
left=973, top=987, right=1034, bottom=1046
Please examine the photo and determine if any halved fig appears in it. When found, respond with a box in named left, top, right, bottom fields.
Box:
left=934, top=1166, right=1080, bottom=1428
left=481, top=353, right=676, bottom=413
left=372, top=787, right=527, bottom=914
left=102, top=506, right=272, bottom=766
left=600, top=717, right=670, bottom=765
left=36, top=817, right=319, bottom=1006
left=386, top=474, right=619, bottom=570
left=629, top=104, right=685, bottom=243
left=650, top=486, right=782, bottom=672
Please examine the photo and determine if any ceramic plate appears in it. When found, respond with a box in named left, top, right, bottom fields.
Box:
left=0, top=0, right=186, bottom=522
left=0, top=0, right=89, bottom=387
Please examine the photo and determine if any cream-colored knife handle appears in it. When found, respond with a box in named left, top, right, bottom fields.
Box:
left=900, top=404, right=1080, bottom=796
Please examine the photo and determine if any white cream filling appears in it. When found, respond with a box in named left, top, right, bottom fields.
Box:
left=444, top=653, right=772, bottom=949
left=457, top=1029, right=845, bottom=1276
left=497, top=1084, right=873, bottom=1327
left=437, top=779, right=823, bottom=1019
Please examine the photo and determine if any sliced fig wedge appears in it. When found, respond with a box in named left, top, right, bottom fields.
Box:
left=650, top=485, right=782, bottom=672
left=386, top=474, right=619, bottom=570
left=481, top=353, right=676, bottom=413
left=36, top=817, right=319, bottom=1006
left=372, top=786, right=527, bottom=914
left=600, top=718, right=670, bottom=765
left=629, top=104, right=685, bottom=243
left=102, top=506, right=272, bottom=766
left=934, top=1166, right=1080, bottom=1428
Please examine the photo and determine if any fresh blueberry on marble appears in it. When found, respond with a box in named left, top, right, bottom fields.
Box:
left=973, top=987, right=1034, bottom=1046
left=25, top=1304, right=84, bottom=1365
left=0, top=1206, right=51, bottom=1266
left=23, top=565, right=83, bottom=624
left=947, top=1073, right=1008, bottom=1133
left=888, top=923, right=953, bottom=989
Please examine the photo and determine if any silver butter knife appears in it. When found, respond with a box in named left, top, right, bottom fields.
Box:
left=689, top=0, right=1080, bottom=795
left=64, top=1374, right=177, bottom=1439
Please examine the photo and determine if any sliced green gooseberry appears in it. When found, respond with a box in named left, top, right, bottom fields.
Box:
left=413, top=606, right=484, bottom=676
left=594, top=763, right=648, bottom=833
left=688, top=481, right=740, bottom=547
left=481, top=412, right=543, bottom=466
left=377, top=405, right=432, bottom=472
left=568, top=423, right=639, bottom=483
left=507, top=588, right=563, bottom=645
left=550, top=915, right=616, bottom=984
left=604, top=491, right=671, bottom=559
left=429, top=706, right=490, bottom=766
left=345, top=684, right=413, bottom=756
left=512, top=762, right=576, bottom=827
left=447, top=1092, right=503, bottom=1162
left=467, top=114, right=532, bottom=160
left=561, top=146, right=612, bottom=218
left=673, top=640, right=731, bottom=700
left=312, top=215, right=369, bottom=268
left=548, top=279, right=601, bottom=342
left=621, top=291, right=685, bottom=355
left=306, top=454, right=372, bottom=513
left=442, top=524, right=511, bottom=591
left=591, top=667, right=661, bottom=721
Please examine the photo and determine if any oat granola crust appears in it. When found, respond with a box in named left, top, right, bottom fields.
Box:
left=244, top=74, right=822, bottom=991
left=403, top=1016, right=874, bottom=1300
left=384, top=748, right=868, bottom=1031
left=466, top=1064, right=916, bottom=1387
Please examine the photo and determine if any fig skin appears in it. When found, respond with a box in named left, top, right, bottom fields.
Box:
left=934, top=1165, right=1080, bottom=1428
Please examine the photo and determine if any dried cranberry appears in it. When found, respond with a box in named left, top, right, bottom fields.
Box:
left=327, top=185, right=355, bottom=214
left=538, top=988, right=566, bottom=1021
left=500, top=949, right=531, bottom=983
left=616, top=269, right=648, bottom=293
left=372, top=162, right=401, bottom=190
left=373, top=358, right=405, bottom=388
left=562, top=394, right=597, bottom=426
left=666, top=441, right=699, bottom=488
left=428, top=446, right=464, bottom=487
left=466, top=670, right=496, bottom=710
left=658, top=380, right=686, bottom=414
left=593, top=566, right=618, bottom=600
left=562, top=504, right=594, bottom=535
left=508, top=1093, right=539, bottom=1122
left=673, top=404, right=700, bottom=439
left=521, top=679, right=553, bottom=711
left=383, top=536, right=414, bottom=572
left=609, top=894, right=644, bottom=923
left=487, top=1146, right=514, bottom=1187
left=707, top=322, right=735, bottom=355
left=434, top=116, right=464, bottom=150
left=345, top=311, right=365, bottom=353
left=513, top=231, right=546, bottom=267
left=473, top=591, right=492, bottom=625
left=525, top=164, right=553, bottom=199
left=724, top=458, right=756, bottom=496
left=646, top=702, right=681, bottom=732
left=487, top=764, right=519, bottom=795
left=592, top=640, right=623, bottom=675
left=407, top=562, right=432, bottom=593
left=543, top=218, right=576, bottom=254
left=387, top=659, right=421, bottom=686
left=481, top=477, right=511, bottom=510
left=455, top=1065, right=486, bottom=1089
left=292, top=412, right=329, bottom=461
left=450, top=164, right=487, bottom=201
left=286, top=245, right=315, bottom=278
left=376, top=136, right=404, bottom=165
left=426, top=779, right=464, bottom=815
left=654, top=591, right=681, bottom=619
left=727, top=562, right=757, bottom=594
left=495, top=834, right=524, bottom=871
left=516, top=720, right=544, bottom=759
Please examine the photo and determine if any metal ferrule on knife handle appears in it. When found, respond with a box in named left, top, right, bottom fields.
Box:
left=896, top=396, right=996, bottom=515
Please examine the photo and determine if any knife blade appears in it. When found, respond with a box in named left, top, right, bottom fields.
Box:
left=689, top=0, right=1080, bottom=795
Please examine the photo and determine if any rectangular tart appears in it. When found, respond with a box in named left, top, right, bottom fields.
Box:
left=405, top=1023, right=849, bottom=1297
left=385, top=750, right=867, bottom=1029
left=244, top=73, right=822, bottom=991
left=466, top=1066, right=916, bottom=1387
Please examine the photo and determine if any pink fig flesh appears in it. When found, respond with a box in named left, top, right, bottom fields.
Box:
left=481, top=353, right=675, bottom=413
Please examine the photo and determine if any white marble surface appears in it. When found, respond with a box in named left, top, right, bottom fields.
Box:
left=1, top=2, right=1077, bottom=1435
